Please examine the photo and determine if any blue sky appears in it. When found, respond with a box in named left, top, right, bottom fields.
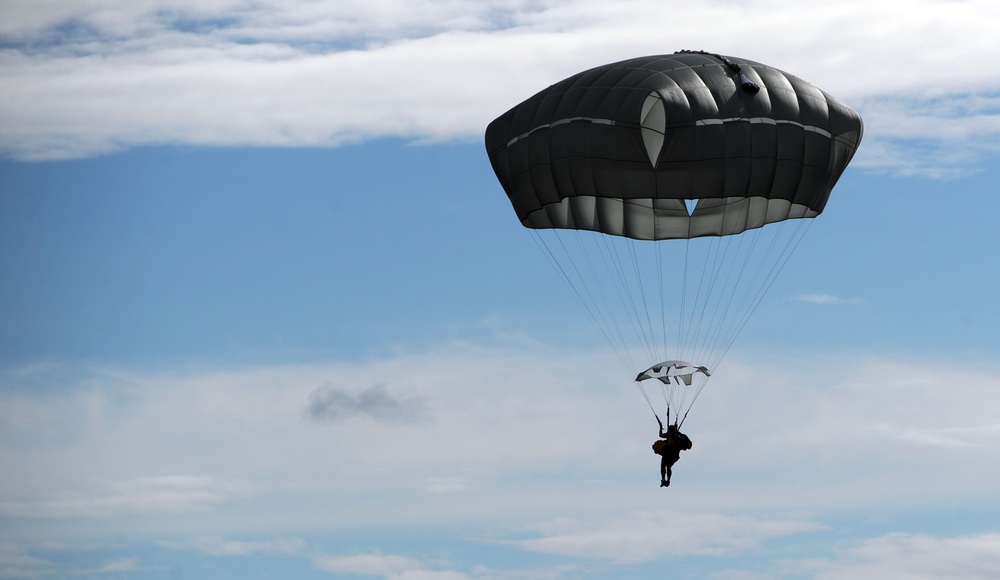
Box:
left=2, top=1, right=1000, bottom=578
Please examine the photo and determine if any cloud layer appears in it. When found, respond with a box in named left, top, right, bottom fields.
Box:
left=1, top=337, right=999, bottom=578
left=2, top=343, right=999, bottom=552
left=3, top=0, right=1000, bottom=174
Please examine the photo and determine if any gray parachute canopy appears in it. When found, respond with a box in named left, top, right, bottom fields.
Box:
left=485, top=51, right=863, bottom=240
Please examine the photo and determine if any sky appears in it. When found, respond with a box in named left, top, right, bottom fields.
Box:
left=2, top=0, right=1000, bottom=578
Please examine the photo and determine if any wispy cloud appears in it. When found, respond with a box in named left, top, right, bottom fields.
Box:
left=161, top=536, right=306, bottom=557
left=313, top=552, right=472, bottom=579
left=422, top=476, right=470, bottom=494
left=886, top=423, right=1000, bottom=449
left=787, top=532, right=1000, bottom=579
left=97, top=557, right=138, bottom=573
left=854, top=91, right=1000, bottom=178
left=0, top=543, right=54, bottom=579
left=515, top=511, right=822, bottom=563
left=793, top=293, right=866, bottom=305
left=1, top=0, right=1000, bottom=174
left=0, top=475, right=260, bottom=519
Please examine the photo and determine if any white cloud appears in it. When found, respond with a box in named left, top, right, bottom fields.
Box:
left=853, top=92, right=1000, bottom=178
left=887, top=423, right=1000, bottom=449
left=423, top=477, right=470, bottom=494
left=515, top=511, right=822, bottom=563
left=162, top=536, right=306, bottom=556
left=0, top=475, right=260, bottom=519
left=791, top=532, right=1000, bottom=580
left=97, top=557, right=138, bottom=573
left=0, top=544, right=53, bottom=579
left=1, top=0, right=999, bottom=173
left=313, top=552, right=461, bottom=578
left=390, top=572, right=472, bottom=580
left=0, top=0, right=508, bottom=44
left=0, top=344, right=637, bottom=533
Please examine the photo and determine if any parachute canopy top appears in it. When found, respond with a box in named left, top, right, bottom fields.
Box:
left=485, top=51, right=863, bottom=241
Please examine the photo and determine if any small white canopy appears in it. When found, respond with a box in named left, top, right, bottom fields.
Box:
left=635, top=360, right=711, bottom=386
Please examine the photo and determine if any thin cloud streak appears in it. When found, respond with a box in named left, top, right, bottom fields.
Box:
left=792, top=294, right=866, bottom=305
left=0, top=475, right=260, bottom=519
left=160, top=536, right=307, bottom=557
left=0, top=544, right=55, bottom=579
left=799, top=533, right=1000, bottom=580
left=313, top=552, right=427, bottom=576
left=515, top=511, right=822, bottom=563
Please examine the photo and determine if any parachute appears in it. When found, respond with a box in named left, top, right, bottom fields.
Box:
left=485, top=51, right=862, bottom=426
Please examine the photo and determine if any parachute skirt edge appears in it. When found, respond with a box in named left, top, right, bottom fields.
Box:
left=521, top=195, right=820, bottom=241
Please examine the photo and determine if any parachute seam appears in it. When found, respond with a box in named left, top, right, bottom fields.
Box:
left=503, top=117, right=833, bottom=150
left=505, top=117, right=616, bottom=148
left=696, top=117, right=833, bottom=139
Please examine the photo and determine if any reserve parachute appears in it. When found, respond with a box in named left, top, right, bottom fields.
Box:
left=485, top=51, right=862, bottom=426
